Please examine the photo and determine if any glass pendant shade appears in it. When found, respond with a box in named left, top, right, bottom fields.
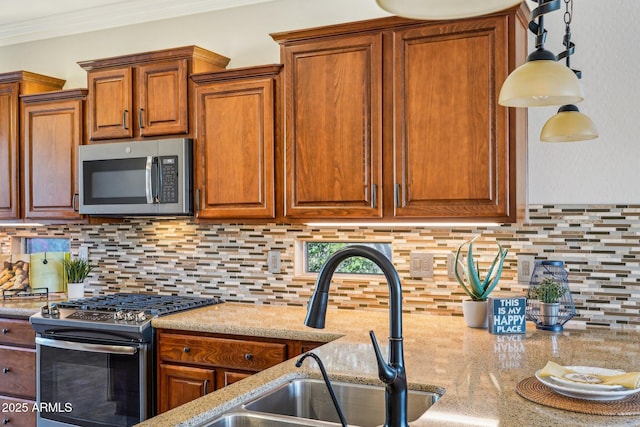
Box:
left=498, top=49, right=584, bottom=107
left=540, top=105, right=598, bottom=142
left=375, top=0, right=523, bottom=20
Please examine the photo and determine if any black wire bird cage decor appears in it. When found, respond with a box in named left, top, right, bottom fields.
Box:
left=526, top=260, right=576, bottom=332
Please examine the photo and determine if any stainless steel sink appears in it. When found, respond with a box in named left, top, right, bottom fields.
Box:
left=204, top=412, right=326, bottom=427
left=201, top=378, right=441, bottom=427
left=244, top=379, right=439, bottom=426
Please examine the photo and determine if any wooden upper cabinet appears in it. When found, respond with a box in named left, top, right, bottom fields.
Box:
left=79, top=46, right=230, bottom=142
left=86, top=67, right=133, bottom=139
left=192, top=65, right=280, bottom=220
left=137, top=60, right=188, bottom=137
left=21, top=89, right=86, bottom=220
left=272, top=5, right=528, bottom=223
left=392, top=15, right=523, bottom=221
left=0, top=71, right=65, bottom=221
left=277, top=33, right=383, bottom=219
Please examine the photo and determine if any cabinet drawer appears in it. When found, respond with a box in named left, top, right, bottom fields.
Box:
left=0, top=347, right=36, bottom=398
left=0, top=395, right=37, bottom=427
left=158, top=334, right=287, bottom=371
left=0, top=319, right=35, bottom=348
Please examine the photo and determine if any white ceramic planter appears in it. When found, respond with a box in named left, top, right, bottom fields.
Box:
left=67, top=282, right=85, bottom=299
left=462, top=299, right=488, bottom=328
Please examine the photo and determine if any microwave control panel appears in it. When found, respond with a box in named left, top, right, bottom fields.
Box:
left=159, top=156, right=179, bottom=203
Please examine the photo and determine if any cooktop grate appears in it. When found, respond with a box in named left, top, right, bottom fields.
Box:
left=55, top=292, right=223, bottom=316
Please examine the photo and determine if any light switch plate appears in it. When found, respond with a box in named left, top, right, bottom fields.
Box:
left=410, top=252, right=433, bottom=278
left=267, top=250, right=281, bottom=274
left=78, top=245, right=88, bottom=261
left=447, top=253, right=458, bottom=280
left=518, top=255, right=535, bottom=283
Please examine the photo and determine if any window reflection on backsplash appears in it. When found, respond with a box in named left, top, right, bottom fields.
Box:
left=0, top=204, right=639, bottom=330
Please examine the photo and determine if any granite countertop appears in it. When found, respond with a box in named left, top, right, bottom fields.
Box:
left=143, top=303, right=640, bottom=427
left=0, top=293, right=65, bottom=317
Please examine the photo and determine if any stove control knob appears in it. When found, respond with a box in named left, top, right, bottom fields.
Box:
left=49, top=305, right=59, bottom=317
left=135, top=312, right=146, bottom=322
left=40, top=305, right=50, bottom=317
left=125, top=311, right=136, bottom=321
left=114, top=310, right=125, bottom=321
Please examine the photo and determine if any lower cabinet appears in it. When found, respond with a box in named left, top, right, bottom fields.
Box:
left=156, top=329, right=322, bottom=413
left=0, top=317, right=36, bottom=427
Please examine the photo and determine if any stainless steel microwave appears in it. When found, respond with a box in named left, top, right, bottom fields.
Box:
left=79, top=138, right=193, bottom=216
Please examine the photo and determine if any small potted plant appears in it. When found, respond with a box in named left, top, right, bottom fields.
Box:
left=454, top=236, right=508, bottom=328
left=63, top=257, right=95, bottom=299
left=529, top=277, right=567, bottom=326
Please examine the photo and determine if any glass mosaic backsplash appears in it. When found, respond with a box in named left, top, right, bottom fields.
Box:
left=1, top=204, right=638, bottom=330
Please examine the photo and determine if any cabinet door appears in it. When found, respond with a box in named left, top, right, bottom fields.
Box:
left=137, top=59, right=188, bottom=137
left=87, top=67, right=133, bottom=140
left=158, top=363, right=215, bottom=413
left=283, top=33, right=383, bottom=219
left=392, top=17, right=514, bottom=220
left=22, top=99, right=83, bottom=220
left=0, top=83, right=20, bottom=219
left=0, top=347, right=36, bottom=399
left=195, top=77, right=275, bottom=219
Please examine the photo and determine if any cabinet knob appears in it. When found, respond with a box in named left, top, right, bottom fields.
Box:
left=244, top=353, right=253, bottom=361
left=1, top=328, right=8, bottom=334
left=2, top=368, right=9, bottom=374
left=183, top=347, right=190, bottom=353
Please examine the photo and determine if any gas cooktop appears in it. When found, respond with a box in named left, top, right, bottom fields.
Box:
left=55, top=292, right=223, bottom=316
left=30, top=293, right=223, bottom=341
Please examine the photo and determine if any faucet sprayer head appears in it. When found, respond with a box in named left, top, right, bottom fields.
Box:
left=304, top=290, right=329, bottom=329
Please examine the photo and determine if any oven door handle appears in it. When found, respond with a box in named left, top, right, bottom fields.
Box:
left=36, top=337, right=138, bottom=355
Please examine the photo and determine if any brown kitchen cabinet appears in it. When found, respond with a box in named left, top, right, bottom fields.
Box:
left=0, top=71, right=66, bottom=221
left=78, top=46, right=230, bottom=142
left=271, top=4, right=528, bottom=223
left=156, top=329, right=321, bottom=413
left=192, top=65, right=281, bottom=220
left=21, top=89, right=87, bottom=220
left=0, top=317, right=37, bottom=427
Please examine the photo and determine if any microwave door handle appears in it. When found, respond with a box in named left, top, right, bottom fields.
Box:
left=35, top=337, right=137, bottom=355
left=145, top=156, right=154, bottom=204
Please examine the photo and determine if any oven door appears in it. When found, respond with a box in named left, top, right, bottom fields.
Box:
left=36, top=337, right=150, bottom=427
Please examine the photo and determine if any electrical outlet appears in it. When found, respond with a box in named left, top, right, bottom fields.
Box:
left=518, top=255, right=535, bottom=283
left=267, top=250, right=281, bottom=274
left=78, top=245, right=89, bottom=261
left=409, top=252, right=433, bottom=278
left=447, top=253, right=458, bottom=280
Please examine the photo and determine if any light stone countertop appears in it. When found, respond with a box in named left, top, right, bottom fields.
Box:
left=142, top=303, right=640, bottom=427
left=0, top=293, right=66, bottom=318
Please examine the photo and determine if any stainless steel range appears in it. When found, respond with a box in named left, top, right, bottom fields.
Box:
left=30, top=293, right=223, bottom=427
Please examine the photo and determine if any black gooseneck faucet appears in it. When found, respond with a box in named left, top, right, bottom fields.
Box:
left=304, top=245, right=408, bottom=427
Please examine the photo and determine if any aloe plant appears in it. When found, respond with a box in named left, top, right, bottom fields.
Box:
left=454, top=236, right=508, bottom=301
left=63, top=257, right=96, bottom=283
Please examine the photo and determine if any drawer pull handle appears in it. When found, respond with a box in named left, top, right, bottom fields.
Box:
left=2, top=368, right=9, bottom=373
left=203, top=379, right=209, bottom=395
left=1, top=328, right=8, bottom=334
left=183, top=347, right=190, bottom=353
left=244, top=353, right=253, bottom=361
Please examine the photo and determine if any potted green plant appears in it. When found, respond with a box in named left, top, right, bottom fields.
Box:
left=529, top=277, right=567, bottom=325
left=454, top=236, right=508, bottom=328
left=63, top=257, right=95, bottom=299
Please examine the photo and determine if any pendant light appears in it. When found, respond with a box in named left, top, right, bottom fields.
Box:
left=375, top=0, right=524, bottom=20
left=498, top=0, right=583, bottom=107
left=540, top=0, right=598, bottom=142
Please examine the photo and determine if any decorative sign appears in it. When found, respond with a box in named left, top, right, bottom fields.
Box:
left=488, top=296, right=526, bottom=335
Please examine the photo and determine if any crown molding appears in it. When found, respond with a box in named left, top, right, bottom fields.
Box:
left=0, top=0, right=275, bottom=47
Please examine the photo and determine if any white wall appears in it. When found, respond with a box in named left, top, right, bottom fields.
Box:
left=0, top=0, right=635, bottom=204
